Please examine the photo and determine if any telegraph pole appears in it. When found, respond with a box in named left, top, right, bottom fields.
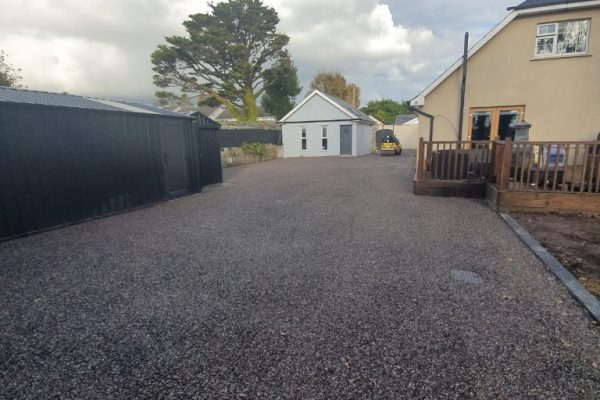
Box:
left=457, top=32, right=469, bottom=141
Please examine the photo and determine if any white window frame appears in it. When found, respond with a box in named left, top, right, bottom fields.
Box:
left=301, top=127, right=307, bottom=151
left=534, top=19, right=591, bottom=58
left=321, top=126, right=328, bottom=151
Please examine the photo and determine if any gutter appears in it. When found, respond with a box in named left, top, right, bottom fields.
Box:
left=410, top=107, right=434, bottom=141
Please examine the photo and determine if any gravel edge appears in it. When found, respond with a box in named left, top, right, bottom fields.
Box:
left=499, top=212, right=600, bottom=324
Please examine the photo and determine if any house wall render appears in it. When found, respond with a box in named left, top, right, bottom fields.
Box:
left=417, top=7, right=600, bottom=142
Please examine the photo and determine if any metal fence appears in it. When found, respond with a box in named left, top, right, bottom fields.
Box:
left=195, top=114, right=223, bottom=187
left=218, top=129, right=281, bottom=148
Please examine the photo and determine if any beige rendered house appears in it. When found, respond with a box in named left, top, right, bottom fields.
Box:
left=410, top=0, right=600, bottom=142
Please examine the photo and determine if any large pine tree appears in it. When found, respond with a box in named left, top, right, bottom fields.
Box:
left=151, top=0, right=295, bottom=122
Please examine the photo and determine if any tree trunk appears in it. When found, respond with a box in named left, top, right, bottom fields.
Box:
left=242, top=88, right=257, bottom=122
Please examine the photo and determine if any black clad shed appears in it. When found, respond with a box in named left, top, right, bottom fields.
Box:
left=0, top=87, right=221, bottom=240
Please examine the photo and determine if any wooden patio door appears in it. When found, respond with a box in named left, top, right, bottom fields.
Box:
left=468, top=106, right=525, bottom=141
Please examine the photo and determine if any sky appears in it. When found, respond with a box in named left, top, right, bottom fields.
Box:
left=0, top=0, right=518, bottom=106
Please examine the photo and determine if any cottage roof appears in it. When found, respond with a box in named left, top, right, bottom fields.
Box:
left=279, top=90, right=373, bottom=124
left=326, top=94, right=372, bottom=123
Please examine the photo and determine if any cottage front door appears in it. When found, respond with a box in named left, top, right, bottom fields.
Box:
left=340, top=125, right=352, bottom=155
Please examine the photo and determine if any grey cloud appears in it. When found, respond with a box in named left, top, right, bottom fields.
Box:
left=0, top=0, right=517, bottom=104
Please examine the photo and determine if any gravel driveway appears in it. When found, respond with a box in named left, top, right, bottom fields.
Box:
left=2, top=153, right=599, bottom=399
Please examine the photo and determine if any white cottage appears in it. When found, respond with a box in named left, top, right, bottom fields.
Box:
left=279, top=90, right=374, bottom=158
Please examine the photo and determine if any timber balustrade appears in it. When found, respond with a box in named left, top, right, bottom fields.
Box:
left=416, top=138, right=496, bottom=182
left=416, top=137, right=600, bottom=194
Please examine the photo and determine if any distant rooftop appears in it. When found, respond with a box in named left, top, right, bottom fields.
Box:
left=0, top=86, right=189, bottom=118
left=218, top=105, right=273, bottom=120
left=395, top=114, right=417, bottom=125
left=508, top=0, right=592, bottom=10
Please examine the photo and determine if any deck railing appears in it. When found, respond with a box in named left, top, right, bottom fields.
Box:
left=416, top=138, right=495, bottom=182
left=508, top=141, right=600, bottom=193
left=416, top=137, right=600, bottom=194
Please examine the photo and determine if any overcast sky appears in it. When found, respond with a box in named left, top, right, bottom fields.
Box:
left=0, top=0, right=517, bottom=106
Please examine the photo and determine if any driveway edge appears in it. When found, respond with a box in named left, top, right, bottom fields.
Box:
left=499, top=212, right=600, bottom=324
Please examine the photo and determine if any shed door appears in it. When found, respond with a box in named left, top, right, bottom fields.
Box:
left=340, top=125, right=352, bottom=155
left=161, top=124, right=190, bottom=198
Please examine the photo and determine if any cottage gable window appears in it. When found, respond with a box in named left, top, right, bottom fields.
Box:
left=535, top=19, right=590, bottom=57
left=321, top=127, right=328, bottom=151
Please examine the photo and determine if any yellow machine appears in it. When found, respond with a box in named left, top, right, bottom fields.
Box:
left=380, top=134, right=402, bottom=156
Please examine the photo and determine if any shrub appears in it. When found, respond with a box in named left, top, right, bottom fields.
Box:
left=240, top=142, right=267, bottom=161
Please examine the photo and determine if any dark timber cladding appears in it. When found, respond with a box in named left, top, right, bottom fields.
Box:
left=0, top=88, right=222, bottom=240
left=218, top=128, right=281, bottom=148
left=193, top=111, right=223, bottom=186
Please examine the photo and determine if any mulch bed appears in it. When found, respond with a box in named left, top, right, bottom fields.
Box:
left=513, top=212, right=600, bottom=298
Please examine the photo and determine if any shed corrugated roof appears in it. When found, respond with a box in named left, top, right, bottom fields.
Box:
left=0, top=86, right=189, bottom=118
left=508, top=0, right=592, bottom=10
left=116, top=100, right=189, bottom=118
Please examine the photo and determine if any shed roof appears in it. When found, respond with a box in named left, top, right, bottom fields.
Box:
left=187, top=111, right=221, bottom=129
left=279, top=90, right=373, bottom=124
left=0, top=86, right=190, bottom=118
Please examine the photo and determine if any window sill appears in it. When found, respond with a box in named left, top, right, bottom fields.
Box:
left=531, top=53, right=591, bottom=61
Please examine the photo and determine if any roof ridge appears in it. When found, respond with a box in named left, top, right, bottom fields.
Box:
left=0, top=86, right=155, bottom=109
left=508, top=0, right=594, bottom=11
left=0, top=86, right=189, bottom=118
left=0, top=85, right=83, bottom=98
left=317, top=91, right=370, bottom=119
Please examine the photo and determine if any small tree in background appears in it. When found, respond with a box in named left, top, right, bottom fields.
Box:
left=261, top=56, right=302, bottom=119
left=0, top=50, right=24, bottom=88
left=360, top=99, right=409, bottom=125
left=309, top=71, right=361, bottom=108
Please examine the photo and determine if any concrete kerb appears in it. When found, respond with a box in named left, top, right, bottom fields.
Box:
left=499, top=212, right=600, bottom=324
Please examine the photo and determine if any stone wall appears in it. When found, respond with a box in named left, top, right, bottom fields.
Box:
left=221, top=144, right=283, bottom=168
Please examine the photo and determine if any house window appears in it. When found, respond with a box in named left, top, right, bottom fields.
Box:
left=301, top=128, right=307, bottom=150
left=321, top=127, right=328, bottom=151
left=535, top=19, right=590, bottom=57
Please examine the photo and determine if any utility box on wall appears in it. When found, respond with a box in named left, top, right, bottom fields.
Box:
left=512, top=121, right=531, bottom=142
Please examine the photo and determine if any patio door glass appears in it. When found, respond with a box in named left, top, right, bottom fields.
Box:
left=471, top=111, right=492, bottom=140
left=468, top=106, right=525, bottom=141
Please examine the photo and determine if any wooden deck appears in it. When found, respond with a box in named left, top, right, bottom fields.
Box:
left=415, top=138, right=600, bottom=214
